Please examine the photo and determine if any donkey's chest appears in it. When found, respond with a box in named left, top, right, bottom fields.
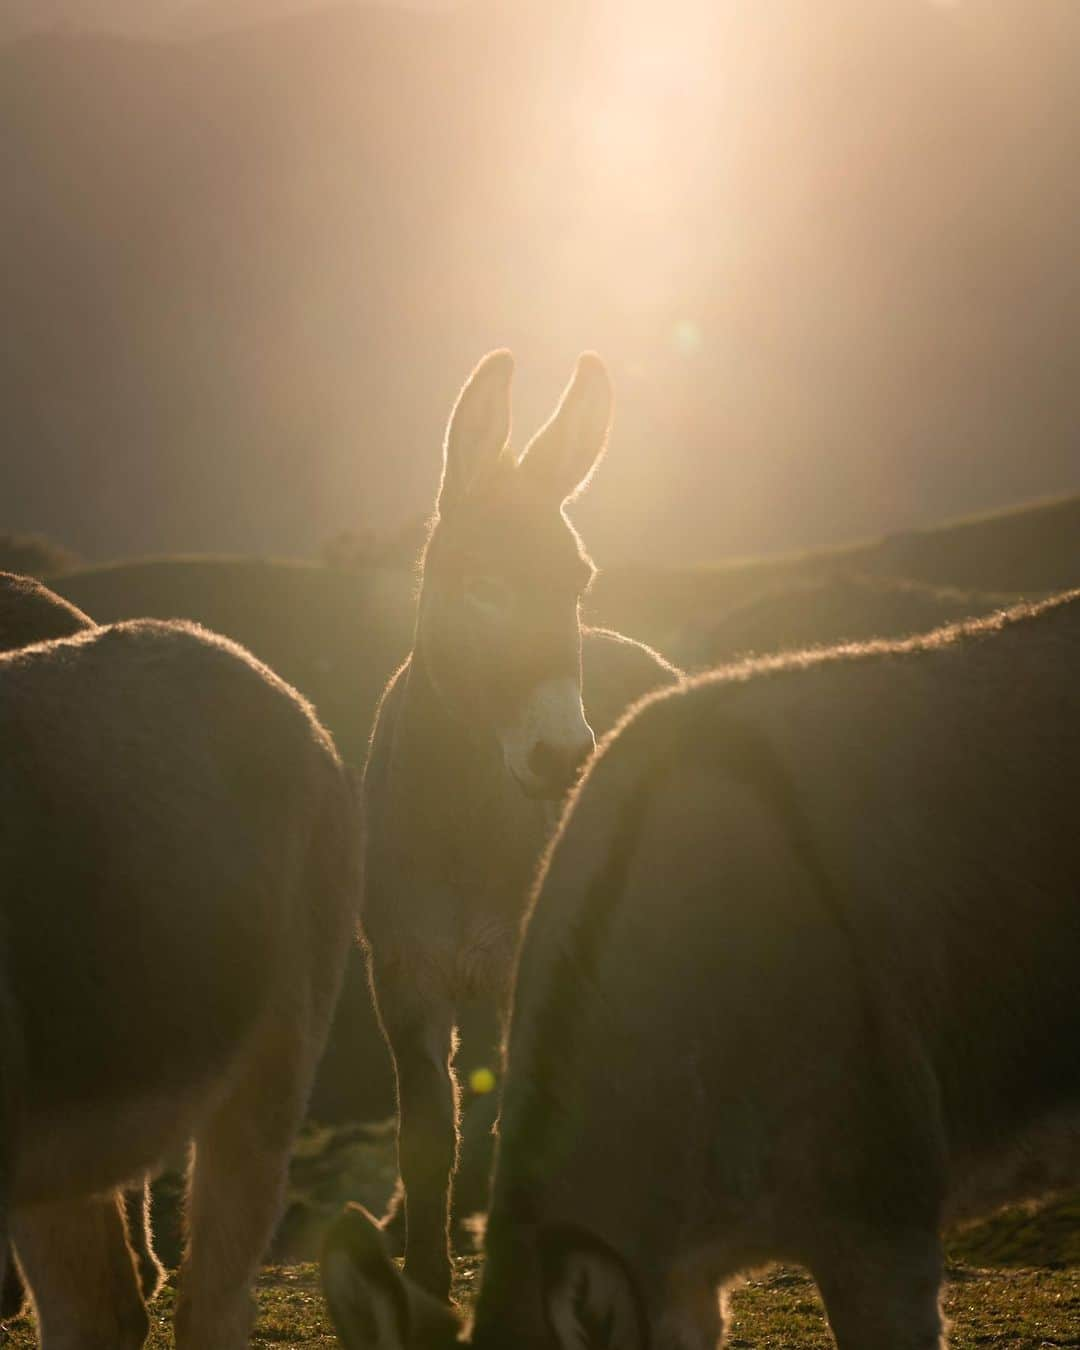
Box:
left=452, top=915, right=521, bottom=1002
left=437, top=786, right=553, bottom=891
left=448, top=822, right=555, bottom=998
left=433, top=813, right=557, bottom=1000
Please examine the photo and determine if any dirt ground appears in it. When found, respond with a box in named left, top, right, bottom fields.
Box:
left=2, top=1258, right=1077, bottom=1348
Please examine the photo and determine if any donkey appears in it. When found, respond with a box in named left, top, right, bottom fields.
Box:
left=0, top=571, right=94, bottom=649
left=361, top=350, right=679, bottom=1298
left=1, top=617, right=359, bottom=1348
left=327, top=590, right=1080, bottom=1350
left=0, top=573, right=163, bottom=1316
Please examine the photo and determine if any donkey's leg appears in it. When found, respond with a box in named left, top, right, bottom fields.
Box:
left=0, top=1249, right=22, bottom=1319
left=812, top=1228, right=946, bottom=1350
left=452, top=995, right=501, bottom=1244
left=123, top=1181, right=164, bottom=1302
left=13, top=1190, right=149, bottom=1350
left=374, top=966, right=458, bottom=1301
left=173, top=1016, right=316, bottom=1350
left=379, top=1002, right=496, bottom=1261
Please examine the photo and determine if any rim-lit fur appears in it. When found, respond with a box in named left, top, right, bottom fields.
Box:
left=0, top=571, right=93, bottom=648
left=360, top=352, right=680, bottom=1298
left=330, top=591, right=1079, bottom=1350
left=0, top=618, right=359, bottom=1348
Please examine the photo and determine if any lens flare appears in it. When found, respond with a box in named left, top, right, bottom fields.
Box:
left=469, top=1067, right=497, bottom=1095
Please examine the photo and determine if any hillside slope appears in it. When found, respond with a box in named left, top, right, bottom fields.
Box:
left=590, top=492, right=1080, bottom=655
left=57, top=556, right=415, bottom=764
left=54, top=491, right=1080, bottom=717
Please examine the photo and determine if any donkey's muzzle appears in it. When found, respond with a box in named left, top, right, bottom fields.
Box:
left=527, top=737, right=594, bottom=799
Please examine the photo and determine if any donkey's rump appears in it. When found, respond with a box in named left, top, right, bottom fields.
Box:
left=0, top=618, right=349, bottom=1129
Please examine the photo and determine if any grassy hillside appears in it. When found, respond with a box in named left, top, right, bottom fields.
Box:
left=54, top=495, right=1080, bottom=715
left=855, top=492, right=1080, bottom=593
left=680, top=574, right=1013, bottom=669
left=56, top=556, right=416, bottom=766
left=588, top=492, right=1080, bottom=656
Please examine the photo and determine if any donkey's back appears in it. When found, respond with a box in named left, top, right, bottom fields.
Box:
left=1, top=617, right=351, bottom=1153
left=716, top=588, right=1080, bottom=1176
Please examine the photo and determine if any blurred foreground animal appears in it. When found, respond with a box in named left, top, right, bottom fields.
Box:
left=327, top=591, right=1080, bottom=1350
left=0, top=617, right=358, bottom=1347
left=52, top=555, right=413, bottom=1126
left=0, top=572, right=162, bottom=1313
left=362, top=351, right=678, bottom=1297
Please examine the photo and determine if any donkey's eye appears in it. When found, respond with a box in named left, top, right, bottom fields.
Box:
left=464, top=575, right=514, bottom=616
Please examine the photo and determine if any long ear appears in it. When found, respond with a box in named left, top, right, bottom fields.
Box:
left=438, top=349, right=514, bottom=513
left=321, top=1205, right=461, bottom=1350
left=518, top=353, right=614, bottom=503
left=539, top=1224, right=649, bottom=1350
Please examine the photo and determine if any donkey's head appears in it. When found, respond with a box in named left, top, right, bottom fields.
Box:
left=323, top=1205, right=650, bottom=1350
left=415, top=350, right=613, bottom=800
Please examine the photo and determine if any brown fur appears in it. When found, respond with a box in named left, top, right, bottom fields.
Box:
left=0, top=574, right=164, bottom=1316
left=328, top=591, right=1079, bottom=1350
left=1, top=618, right=359, bottom=1347
left=361, top=353, right=679, bottom=1298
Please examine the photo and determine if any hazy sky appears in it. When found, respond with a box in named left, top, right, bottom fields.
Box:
left=4, top=0, right=1079, bottom=566
left=0, top=0, right=465, bottom=38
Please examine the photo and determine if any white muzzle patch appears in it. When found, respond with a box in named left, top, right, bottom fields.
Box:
left=500, top=677, right=595, bottom=799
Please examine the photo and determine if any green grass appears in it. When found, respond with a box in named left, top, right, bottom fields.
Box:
left=725, top=1265, right=1080, bottom=1350
left=3, top=1260, right=1075, bottom=1347
left=950, top=1192, right=1080, bottom=1270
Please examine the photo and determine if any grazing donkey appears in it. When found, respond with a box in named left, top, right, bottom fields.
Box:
left=1, top=617, right=358, bottom=1348
left=327, top=591, right=1080, bottom=1350
left=362, top=350, right=678, bottom=1298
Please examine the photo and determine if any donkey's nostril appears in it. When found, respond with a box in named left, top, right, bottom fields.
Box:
left=527, top=740, right=561, bottom=784
left=528, top=739, right=593, bottom=796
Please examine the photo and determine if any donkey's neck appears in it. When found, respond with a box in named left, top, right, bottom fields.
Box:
left=381, top=646, right=552, bottom=874
left=400, top=643, right=497, bottom=762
